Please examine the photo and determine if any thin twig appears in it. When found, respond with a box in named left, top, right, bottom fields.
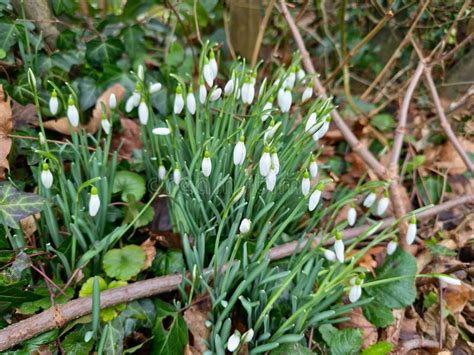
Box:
left=438, top=31, right=474, bottom=63
left=251, top=0, right=276, bottom=68
left=400, top=338, right=439, bottom=352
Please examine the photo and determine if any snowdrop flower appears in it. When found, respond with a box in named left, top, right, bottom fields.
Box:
left=100, top=112, right=110, bottom=134
left=137, top=64, right=144, bottom=81
left=152, top=127, right=171, bottom=135
left=309, top=158, right=318, bottom=178
left=264, top=120, right=281, bottom=142
left=438, top=275, right=462, bottom=286
left=227, top=332, right=241, bottom=353
left=198, top=80, right=207, bottom=104
left=173, top=165, right=181, bottom=185
left=149, top=82, right=162, bottom=94
left=125, top=95, right=135, bottom=113
left=201, top=151, right=212, bottom=177
left=376, top=192, right=390, bottom=216
left=242, top=329, right=254, bottom=343
left=406, top=215, right=417, bottom=245
left=347, top=205, right=357, bottom=226
left=301, top=171, right=310, bottom=196
left=131, top=87, right=141, bottom=107
left=241, top=77, right=255, bottom=104
left=308, top=183, right=324, bottom=211
left=138, top=100, right=149, bottom=125
left=266, top=166, right=277, bottom=191
left=203, top=58, right=214, bottom=87
left=277, top=87, right=292, bottom=113
left=271, top=149, right=279, bottom=175
left=67, top=96, right=79, bottom=127
left=312, top=116, right=331, bottom=141
left=259, top=146, right=271, bottom=177
left=349, top=274, right=364, bottom=303
left=239, top=218, right=251, bottom=234
left=224, top=78, right=234, bottom=96
left=174, top=86, right=184, bottom=114
left=386, top=238, right=398, bottom=255
left=49, top=90, right=59, bottom=115
left=158, top=164, right=167, bottom=180
left=210, top=87, right=222, bottom=101
left=334, top=232, right=345, bottom=263
left=209, top=51, right=218, bottom=79
left=186, top=88, right=196, bottom=115
left=109, top=93, right=117, bottom=109
left=284, top=66, right=297, bottom=89
left=363, top=190, right=377, bottom=208
left=261, top=98, right=273, bottom=122
left=305, top=112, right=319, bottom=133
left=233, top=136, right=246, bottom=166
left=297, top=67, right=305, bottom=81
left=302, top=82, right=313, bottom=103
left=323, top=249, right=336, bottom=262
left=41, top=163, right=53, bottom=189
left=89, top=186, right=100, bottom=217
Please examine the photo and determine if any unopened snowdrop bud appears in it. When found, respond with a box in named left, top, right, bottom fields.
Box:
left=334, top=232, right=345, bottom=263
left=209, top=50, right=218, bottom=79
left=224, top=78, right=234, bottom=96
left=152, top=127, right=171, bottom=135
left=149, top=82, right=162, bottom=94
left=49, top=90, right=59, bottom=115
left=137, top=64, right=144, bottom=81
left=233, top=136, right=246, bottom=166
left=301, top=171, right=310, bottom=196
left=376, top=191, right=390, bottom=216
left=41, top=163, right=53, bottom=189
left=210, top=87, right=222, bottom=101
left=347, top=205, right=357, bottom=226
left=158, top=164, right=167, bottom=180
left=302, top=82, right=313, bottom=103
left=266, top=166, right=277, bottom=191
left=297, top=67, right=305, bottom=81
left=125, top=95, right=135, bottom=113
left=349, top=273, right=364, bottom=303
left=173, top=165, right=181, bottom=185
left=271, top=149, right=279, bottom=175
left=27, top=68, right=37, bottom=91
left=284, top=66, right=297, bottom=89
left=323, top=249, right=336, bottom=262
left=387, top=238, right=398, bottom=255
left=138, top=100, right=149, bottom=125
left=261, top=98, right=273, bottom=122
left=241, top=78, right=255, bottom=104
left=264, top=120, right=281, bottom=142
left=242, top=329, right=254, bottom=343
left=406, top=215, right=417, bottom=245
left=239, top=218, right=251, bottom=234
left=100, top=112, right=110, bottom=134
left=438, top=275, right=462, bottom=286
left=89, top=186, right=100, bottom=217
left=363, top=190, right=377, bottom=208
left=174, top=86, right=184, bottom=114
left=201, top=151, right=212, bottom=177
left=109, top=93, right=117, bottom=109
left=203, top=58, right=214, bottom=87
left=67, top=96, right=79, bottom=127
left=259, top=146, right=271, bottom=177
left=312, top=116, right=331, bottom=141
left=186, top=87, right=196, bottom=115
left=305, top=112, right=318, bottom=133
left=199, top=80, right=207, bottom=104
left=309, top=158, right=318, bottom=178
left=308, top=183, right=324, bottom=211
left=227, top=332, right=241, bottom=353
left=277, top=87, right=292, bottom=113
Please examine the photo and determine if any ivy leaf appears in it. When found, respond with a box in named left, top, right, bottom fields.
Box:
left=0, top=20, right=18, bottom=52
left=103, top=245, right=146, bottom=281
left=319, top=324, right=362, bottom=355
left=123, top=25, right=145, bottom=59
left=362, top=301, right=394, bottom=328
left=0, top=182, right=46, bottom=228
left=86, top=38, right=124, bottom=67
left=361, top=341, right=393, bottom=355
left=151, top=249, right=185, bottom=276
left=113, top=171, right=146, bottom=202
left=0, top=280, right=42, bottom=313
left=365, top=249, right=417, bottom=309
left=152, top=299, right=188, bottom=355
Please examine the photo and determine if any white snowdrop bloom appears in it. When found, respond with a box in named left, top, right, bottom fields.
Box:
left=201, top=151, right=212, bottom=177
left=131, top=90, right=141, bottom=107
left=210, top=87, right=222, bottom=101
left=301, top=171, right=310, bottom=196
left=41, top=163, right=53, bottom=189
left=305, top=112, right=319, bottom=133
left=258, top=77, right=267, bottom=98
left=334, top=232, right=345, bottom=263
left=173, top=166, right=181, bottom=185
left=309, top=159, right=318, bottom=178
left=271, top=150, right=279, bottom=175
left=49, top=90, right=59, bottom=115
left=347, top=206, right=357, bottom=226
left=101, top=113, right=111, bottom=135
left=406, top=216, right=417, bottom=245
left=224, top=79, right=234, bottom=96
left=239, top=218, right=251, bottom=234
left=89, top=186, right=100, bottom=217
left=284, top=67, right=297, bottom=89
left=203, top=59, right=214, bottom=87
left=241, top=79, right=255, bottom=104
left=297, top=68, right=305, bottom=81
left=387, top=239, right=398, bottom=255
left=209, top=51, right=218, bottom=79
left=138, top=100, right=149, bottom=125
left=137, top=64, right=144, bottom=80
left=324, top=249, right=336, bottom=262
left=186, top=90, right=196, bottom=115
left=376, top=193, right=390, bottom=216
left=264, top=121, right=281, bottom=142
left=302, top=84, right=313, bottom=103
left=152, top=127, right=171, bottom=135
left=438, top=275, right=462, bottom=286
left=158, top=164, right=167, bottom=180
left=266, top=166, right=277, bottom=191
left=277, top=87, right=292, bottom=113
left=149, top=82, right=162, bottom=94
left=242, top=329, right=254, bottom=343
left=125, top=96, right=135, bottom=113
left=233, top=136, right=246, bottom=166
left=312, top=116, right=331, bottom=141
left=259, top=147, right=271, bottom=177
left=199, top=83, right=207, bottom=104
left=261, top=100, right=273, bottom=122
left=349, top=275, right=364, bottom=303
left=227, top=333, right=241, bottom=353
left=308, top=184, right=324, bottom=211
left=109, top=93, right=117, bottom=109
left=67, top=96, right=79, bottom=127
left=174, top=86, right=184, bottom=114
left=363, top=191, right=377, bottom=208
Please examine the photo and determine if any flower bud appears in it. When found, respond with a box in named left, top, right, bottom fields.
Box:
left=233, top=136, right=246, bottom=166
left=49, top=90, right=59, bottom=115
left=347, top=206, right=357, bottom=226
left=239, top=218, right=251, bottom=234
left=386, top=239, right=398, bottom=255
left=376, top=192, right=390, bottom=216
left=334, top=232, right=345, bottom=263
left=201, top=151, right=212, bottom=177
left=186, top=88, right=196, bottom=115
left=41, top=163, right=53, bottom=189
left=259, top=146, right=271, bottom=177
left=241, top=78, right=255, bottom=104
left=174, top=86, right=184, bottom=114
left=301, top=171, right=310, bottom=196
left=101, top=112, right=110, bottom=134
left=363, top=191, right=376, bottom=208
left=277, top=87, right=292, bottom=113
left=406, top=215, right=417, bottom=245
left=138, top=100, right=149, bottom=125
left=89, top=186, right=100, bottom=217
left=67, top=96, right=79, bottom=127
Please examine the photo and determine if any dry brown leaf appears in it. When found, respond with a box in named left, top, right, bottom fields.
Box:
left=419, top=304, right=459, bottom=349
left=436, top=138, right=474, bottom=175
left=140, top=238, right=156, bottom=270
left=183, top=297, right=211, bottom=354
left=111, top=118, right=143, bottom=161
left=11, top=101, right=37, bottom=128
left=86, top=84, right=125, bottom=134
left=43, top=117, right=78, bottom=135
left=338, top=307, right=377, bottom=348
left=20, top=215, right=37, bottom=246
left=444, top=284, right=474, bottom=314
left=183, top=344, right=199, bottom=355
left=347, top=246, right=385, bottom=275
left=0, top=85, right=13, bottom=179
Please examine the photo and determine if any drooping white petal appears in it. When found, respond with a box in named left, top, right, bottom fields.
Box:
left=302, top=86, right=312, bottom=102
left=376, top=196, right=390, bottom=216
left=239, top=218, right=251, bottom=234
left=49, top=95, right=58, bottom=115
left=224, top=79, right=234, bottom=96
left=67, top=105, right=79, bottom=127
left=109, top=93, right=117, bottom=109
left=242, top=329, right=254, bottom=343
left=264, top=122, right=281, bottom=142
left=138, top=101, right=149, bottom=125
left=312, top=121, right=329, bottom=141
left=334, top=239, right=345, bottom=263
left=406, top=222, right=417, bottom=245
left=277, top=88, right=292, bottom=113
left=152, top=127, right=171, bottom=135
left=349, top=285, right=362, bottom=303
left=324, top=249, right=336, bottom=262
left=174, top=94, right=184, bottom=114
left=308, top=189, right=321, bottom=211
left=149, top=82, right=162, bottom=94
left=261, top=101, right=272, bottom=122
left=301, top=177, right=310, bottom=196
left=347, top=207, right=357, bottom=226
left=89, top=194, right=101, bottom=217
left=209, top=58, right=218, bottom=79
left=305, top=113, right=318, bottom=133
left=438, top=275, right=462, bottom=286
left=210, top=87, right=222, bottom=101
left=297, top=68, right=305, bottom=81
left=227, top=333, right=241, bottom=352
left=386, top=240, right=398, bottom=255
left=309, top=161, right=318, bottom=178
left=187, top=92, right=196, bottom=115
left=266, top=167, right=277, bottom=191
left=259, top=151, right=271, bottom=177
left=271, top=152, right=279, bottom=175
left=199, top=84, right=207, bottom=104
left=202, top=157, right=212, bottom=177
left=233, top=141, right=246, bottom=166
left=241, top=82, right=255, bottom=104
left=173, top=168, right=181, bottom=185
left=41, top=170, right=53, bottom=189
left=158, top=165, right=167, bottom=180
left=203, top=63, right=214, bottom=87
left=101, top=118, right=111, bottom=135
left=131, top=91, right=141, bottom=107
left=125, top=96, right=135, bottom=113
left=284, top=72, right=296, bottom=89
left=363, top=192, right=376, bottom=208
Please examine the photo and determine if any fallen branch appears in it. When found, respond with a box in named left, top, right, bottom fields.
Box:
left=0, top=194, right=472, bottom=350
